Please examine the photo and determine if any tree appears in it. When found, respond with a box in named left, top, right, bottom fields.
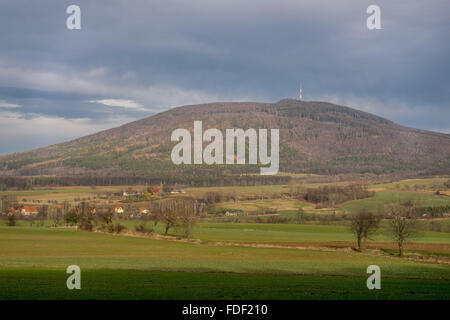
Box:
left=0, top=195, right=17, bottom=215
left=37, top=205, right=49, bottom=227
left=92, top=206, right=112, bottom=226
left=350, top=209, right=380, bottom=251
left=65, top=211, right=78, bottom=225
left=75, top=202, right=95, bottom=231
left=296, top=207, right=305, bottom=224
left=7, top=213, right=16, bottom=226
left=388, top=202, right=421, bottom=257
left=48, top=205, right=64, bottom=227
left=154, top=197, right=202, bottom=237
left=176, top=198, right=201, bottom=238
left=155, top=200, right=178, bottom=235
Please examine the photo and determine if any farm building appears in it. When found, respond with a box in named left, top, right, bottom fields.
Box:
left=225, top=209, right=247, bottom=216
left=170, top=189, right=186, bottom=194
left=17, top=206, right=38, bottom=216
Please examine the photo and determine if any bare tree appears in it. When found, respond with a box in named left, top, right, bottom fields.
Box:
left=7, top=213, right=16, bottom=226
left=37, top=205, right=49, bottom=227
left=296, top=207, right=305, bottom=224
left=350, top=209, right=381, bottom=251
left=155, top=197, right=201, bottom=237
left=154, top=199, right=178, bottom=235
left=0, top=195, right=17, bottom=216
left=50, top=205, right=66, bottom=227
left=388, top=202, right=421, bottom=257
left=75, top=202, right=95, bottom=231
left=176, top=199, right=202, bottom=238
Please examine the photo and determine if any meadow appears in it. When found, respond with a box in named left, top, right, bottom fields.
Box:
left=0, top=176, right=449, bottom=299
left=114, top=221, right=450, bottom=247
left=0, top=225, right=449, bottom=299
left=340, top=191, right=450, bottom=214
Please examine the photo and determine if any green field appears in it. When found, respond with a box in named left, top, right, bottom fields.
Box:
left=2, top=268, right=448, bottom=300
left=125, top=222, right=449, bottom=244
left=201, top=179, right=450, bottom=216
left=340, top=191, right=450, bottom=214
left=0, top=226, right=449, bottom=299
left=369, top=178, right=449, bottom=191
left=1, top=177, right=449, bottom=299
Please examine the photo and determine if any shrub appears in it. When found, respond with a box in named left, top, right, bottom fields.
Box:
left=134, top=222, right=153, bottom=234
left=104, top=223, right=127, bottom=234
left=78, top=219, right=93, bottom=231
left=429, top=221, right=442, bottom=232
left=7, top=214, right=16, bottom=227
left=65, top=212, right=78, bottom=225
left=266, top=216, right=289, bottom=224
left=444, top=180, right=450, bottom=188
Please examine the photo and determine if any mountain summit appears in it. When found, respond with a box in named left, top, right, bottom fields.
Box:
left=1, top=99, right=449, bottom=176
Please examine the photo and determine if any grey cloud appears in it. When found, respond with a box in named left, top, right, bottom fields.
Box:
left=0, top=0, right=449, bottom=153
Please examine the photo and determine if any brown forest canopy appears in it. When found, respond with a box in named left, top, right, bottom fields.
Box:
left=0, top=99, right=449, bottom=177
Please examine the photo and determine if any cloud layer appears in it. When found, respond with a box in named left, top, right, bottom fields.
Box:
left=0, top=0, right=448, bottom=153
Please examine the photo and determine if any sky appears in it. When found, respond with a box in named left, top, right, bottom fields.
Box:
left=0, top=0, right=449, bottom=154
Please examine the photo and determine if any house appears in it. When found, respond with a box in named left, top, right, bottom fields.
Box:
left=7, top=207, right=15, bottom=216
left=225, top=209, right=246, bottom=216
left=130, top=208, right=151, bottom=219
left=18, top=206, right=38, bottom=216
left=114, top=206, right=124, bottom=214
left=170, top=189, right=186, bottom=194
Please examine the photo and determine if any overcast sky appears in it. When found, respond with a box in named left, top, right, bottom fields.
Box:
left=0, top=0, right=449, bottom=154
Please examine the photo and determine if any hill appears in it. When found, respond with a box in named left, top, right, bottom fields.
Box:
left=0, top=99, right=449, bottom=177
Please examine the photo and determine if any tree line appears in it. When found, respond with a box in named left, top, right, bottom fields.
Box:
left=300, top=184, right=375, bottom=207
left=0, top=174, right=290, bottom=190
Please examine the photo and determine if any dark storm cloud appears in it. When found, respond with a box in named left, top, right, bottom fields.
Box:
left=0, top=0, right=449, bottom=153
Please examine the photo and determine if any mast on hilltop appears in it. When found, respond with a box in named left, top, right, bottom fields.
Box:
left=299, top=83, right=303, bottom=101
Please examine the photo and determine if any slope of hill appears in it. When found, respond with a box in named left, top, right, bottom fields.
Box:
left=0, top=99, right=449, bottom=176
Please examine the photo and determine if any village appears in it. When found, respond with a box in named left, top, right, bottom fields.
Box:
left=0, top=182, right=277, bottom=230
left=0, top=184, right=191, bottom=222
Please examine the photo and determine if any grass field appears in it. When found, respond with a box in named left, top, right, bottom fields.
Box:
left=2, top=268, right=448, bottom=300
left=369, top=178, right=449, bottom=191
left=0, top=226, right=449, bottom=299
left=340, top=191, right=450, bottom=214
left=123, top=222, right=450, bottom=245
left=196, top=178, right=450, bottom=216
left=1, top=177, right=449, bottom=299
left=215, top=198, right=309, bottom=213
left=0, top=186, right=132, bottom=204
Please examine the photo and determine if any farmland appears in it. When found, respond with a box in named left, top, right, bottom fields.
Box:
left=0, top=176, right=449, bottom=299
left=0, top=226, right=449, bottom=299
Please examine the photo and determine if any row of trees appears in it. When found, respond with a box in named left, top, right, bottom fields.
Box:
left=350, top=201, right=421, bottom=256
left=0, top=174, right=291, bottom=190
left=65, top=197, right=205, bottom=238
left=301, top=184, right=375, bottom=207
left=1, top=194, right=205, bottom=239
